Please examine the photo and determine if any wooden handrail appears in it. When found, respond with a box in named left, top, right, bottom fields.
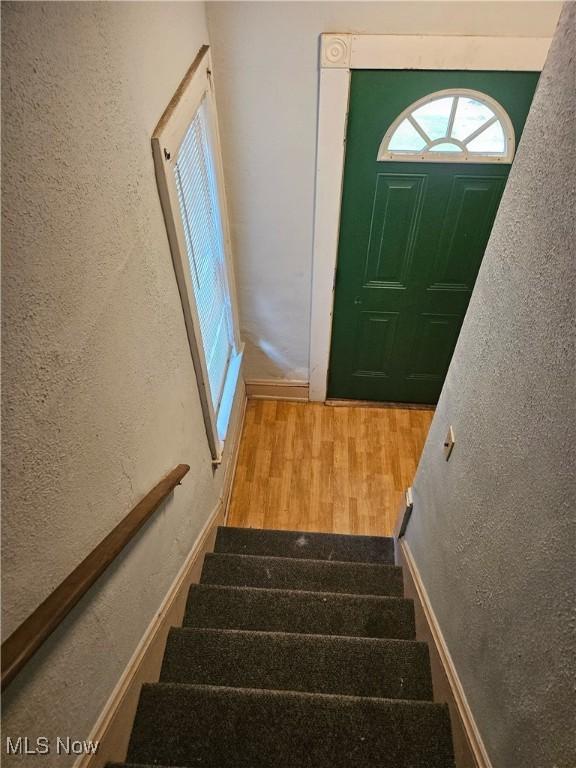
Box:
left=1, top=463, right=190, bottom=691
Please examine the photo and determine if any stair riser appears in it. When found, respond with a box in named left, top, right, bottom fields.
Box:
left=201, top=553, right=404, bottom=597
left=127, top=684, right=455, bottom=768
left=215, top=526, right=395, bottom=564
left=160, top=628, right=433, bottom=701
left=184, top=585, right=416, bottom=640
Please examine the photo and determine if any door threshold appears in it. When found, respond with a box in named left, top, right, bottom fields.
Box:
left=326, top=398, right=436, bottom=411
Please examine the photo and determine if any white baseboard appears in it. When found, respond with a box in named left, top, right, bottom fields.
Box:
left=75, top=501, right=224, bottom=768
left=398, top=539, right=493, bottom=768
left=245, top=378, right=309, bottom=402
left=75, top=388, right=247, bottom=768
left=223, top=388, right=248, bottom=524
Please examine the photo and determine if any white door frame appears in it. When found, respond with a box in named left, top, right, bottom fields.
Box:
left=309, top=33, right=551, bottom=402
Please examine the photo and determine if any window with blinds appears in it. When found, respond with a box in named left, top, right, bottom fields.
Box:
left=173, top=99, right=235, bottom=413
left=152, top=46, right=242, bottom=463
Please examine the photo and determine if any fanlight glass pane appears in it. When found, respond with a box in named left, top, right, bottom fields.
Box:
left=451, top=98, right=496, bottom=141
left=467, top=120, right=506, bottom=153
left=412, top=97, right=454, bottom=140
left=388, top=118, right=426, bottom=151
left=429, top=142, right=463, bottom=153
left=382, top=90, right=512, bottom=162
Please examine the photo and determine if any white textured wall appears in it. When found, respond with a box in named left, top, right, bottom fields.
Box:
left=406, top=5, right=575, bottom=767
left=1, top=2, right=244, bottom=763
left=206, top=1, right=562, bottom=381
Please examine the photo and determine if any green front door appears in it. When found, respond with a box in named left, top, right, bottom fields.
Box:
left=328, top=71, right=539, bottom=404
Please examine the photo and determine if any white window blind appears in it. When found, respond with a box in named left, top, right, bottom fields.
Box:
left=152, top=47, right=242, bottom=462
left=173, top=98, right=235, bottom=413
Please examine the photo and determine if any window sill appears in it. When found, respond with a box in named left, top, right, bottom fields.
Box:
left=213, top=344, right=244, bottom=465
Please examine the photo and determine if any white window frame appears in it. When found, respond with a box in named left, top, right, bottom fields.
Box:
left=309, top=34, right=551, bottom=402
left=378, top=89, right=515, bottom=163
left=152, top=45, right=243, bottom=463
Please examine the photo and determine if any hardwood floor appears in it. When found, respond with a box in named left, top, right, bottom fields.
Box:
left=227, top=400, right=434, bottom=536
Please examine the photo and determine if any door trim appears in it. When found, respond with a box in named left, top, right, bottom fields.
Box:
left=309, top=34, right=551, bottom=402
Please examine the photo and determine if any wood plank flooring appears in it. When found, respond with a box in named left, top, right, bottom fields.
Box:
left=227, top=400, right=433, bottom=536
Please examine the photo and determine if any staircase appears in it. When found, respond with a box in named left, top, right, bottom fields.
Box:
left=110, top=526, right=455, bottom=768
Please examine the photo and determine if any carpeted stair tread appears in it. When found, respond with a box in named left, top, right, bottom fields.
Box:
left=117, top=527, right=456, bottom=768
left=160, top=627, right=433, bottom=700
left=184, top=583, right=416, bottom=639
left=127, top=683, right=455, bottom=768
left=200, top=552, right=403, bottom=596
left=215, top=525, right=395, bottom=564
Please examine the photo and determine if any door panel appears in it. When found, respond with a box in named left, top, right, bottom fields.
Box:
left=354, top=311, right=399, bottom=377
left=365, top=174, right=426, bottom=286
left=432, top=176, right=506, bottom=287
left=328, top=70, right=539, bottom=404
left=407, top=314, right=462, bottom=381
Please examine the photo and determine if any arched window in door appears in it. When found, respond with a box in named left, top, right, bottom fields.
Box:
left=378, top=89, right=515, bottom=163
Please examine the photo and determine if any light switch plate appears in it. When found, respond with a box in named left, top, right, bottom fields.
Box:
left=444, top=426, right=455, bottom=460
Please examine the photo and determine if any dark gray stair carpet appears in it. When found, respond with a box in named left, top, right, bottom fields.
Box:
left=184, top=583, right=416, bottom=639
left=161, top=627, right=433, bottom=700
left=109, top=527, right=456, bottom=768
left=201, top=552, right=404, bottom=596
left=126, top=683, right=455, bottom=768
left=215, top=525, right=395, bottom=564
